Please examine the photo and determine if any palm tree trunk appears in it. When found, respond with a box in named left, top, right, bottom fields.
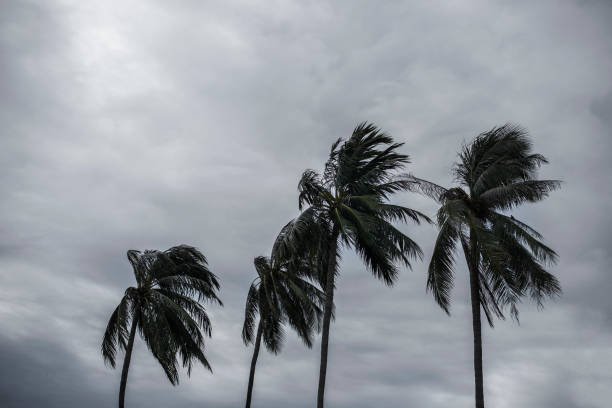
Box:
left=317, top=227, right=339, bottom=408
left=464, top=232, right=485, bottom=408
left=245, top=322, right=263, bottom=408
left=119, top=313, right=139, bottom=408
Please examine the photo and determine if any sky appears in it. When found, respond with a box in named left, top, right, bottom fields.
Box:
left=1, top=0, right=611, bottom=407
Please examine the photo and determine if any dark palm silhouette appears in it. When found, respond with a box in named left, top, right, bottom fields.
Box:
left=409, top=124, right=561, bottom=408
left=277, top=123, right=430, bottom=408
left=242, top=239, right=324, bottom=408
left=102, top=245, right=222, bottom=408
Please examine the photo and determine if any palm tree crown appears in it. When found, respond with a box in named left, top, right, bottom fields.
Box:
left=414, top=124, right=561, bottom=322
left=293, top=122, right=431, bottom=284
left=102, top=245, right=222, bottom=404
left=242, top=253, right=324, bottom=352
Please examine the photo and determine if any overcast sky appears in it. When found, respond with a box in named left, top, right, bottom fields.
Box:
left=1, top=0, right=611, bottom=407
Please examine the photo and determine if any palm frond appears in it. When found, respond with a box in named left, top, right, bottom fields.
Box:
left=242, top=282, right=260, bottom=345
left=155, top=289, right=213, bottom=336
left=298, top=170, right=327, bottom=210
left=377, top=203, right=432, bottom=225
left=479, top=180, right=561, bottom=210
left=101, top=289, right=134, bottom=367
left=472, top=153, right=549, bottom=195
left=455, top=124, right=531, bottom=187
left=154, top=245, right=222, bottom=305
left=149, top=291, right=211, bottom=376
left=490, top=212, right=558, bottom=264
left=427, top=221, right=459, bottom=313
left=401, top=174, right=449, bottom=202
left=494, top=227, right=561, bottom=306
left=271, top=207, right=320, bottom=262
left=261, top=309, right=284, bottom=354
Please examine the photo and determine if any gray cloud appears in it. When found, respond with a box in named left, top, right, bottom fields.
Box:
left=0, top=334, right=107, bottom=408
left=1, top=0, right=611, bottom=407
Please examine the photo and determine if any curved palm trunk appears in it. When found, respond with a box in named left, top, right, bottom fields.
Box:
left=464, top=232, right=485, bottom=408
left=119, top=314, right=139, bottom=408
left=317, top=228, right=339, bottom=408
left=245, top=322, right=263, bottom=408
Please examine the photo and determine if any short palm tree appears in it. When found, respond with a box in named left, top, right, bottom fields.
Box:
left=408, top=124, right=561, bottom=408
left=278, top=123, right=430, bottom=408
left=102, top=245, right=222, bottom=408
left=242, top=237, right=325, bottom=408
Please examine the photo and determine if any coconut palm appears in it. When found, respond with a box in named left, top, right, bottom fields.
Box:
left=101, top=245, right=222, bottom=408
left=276, top=122, right=430, bottom=408
left=408, top=124, right=561, bottom=408
left=242, top=238, right=325, bottom=408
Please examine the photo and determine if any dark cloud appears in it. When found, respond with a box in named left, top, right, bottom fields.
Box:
left=1, top=0, right=611, bottom=407
left=0, top=334, right=108, bottom=408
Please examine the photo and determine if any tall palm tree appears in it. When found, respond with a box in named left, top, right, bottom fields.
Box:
left=102, top=245, right=222, bottom=408
left=242, top=234, right=325, bottom=408
left=277, top=123, right=430, bottom=408
left=408, top=124, right=561, bottom=408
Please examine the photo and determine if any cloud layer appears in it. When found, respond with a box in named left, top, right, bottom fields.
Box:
left=1, top=0, right=611, bottom=407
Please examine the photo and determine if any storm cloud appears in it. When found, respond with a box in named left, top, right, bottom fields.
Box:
left=1, top=0, right=611, bottom=407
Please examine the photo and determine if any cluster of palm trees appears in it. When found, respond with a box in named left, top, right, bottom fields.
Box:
left=102, top=123, right=561, bottom=408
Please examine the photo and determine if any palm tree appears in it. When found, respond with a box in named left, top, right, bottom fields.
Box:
left=408, top=124, right=561, bottom=408
left=242, top=233, right=325, bottom=408
left=102, top=245, right=222, bottom=408
left=277, top=123, right=430, bottom=408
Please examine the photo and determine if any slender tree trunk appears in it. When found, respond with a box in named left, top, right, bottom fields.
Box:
left=119, top=313, right=139, bottom=408
left=245, top=322, right=263, bottom=408
left=317, top=227, right=339, bottom=408
left=464, top=231, right=485, bottom=408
